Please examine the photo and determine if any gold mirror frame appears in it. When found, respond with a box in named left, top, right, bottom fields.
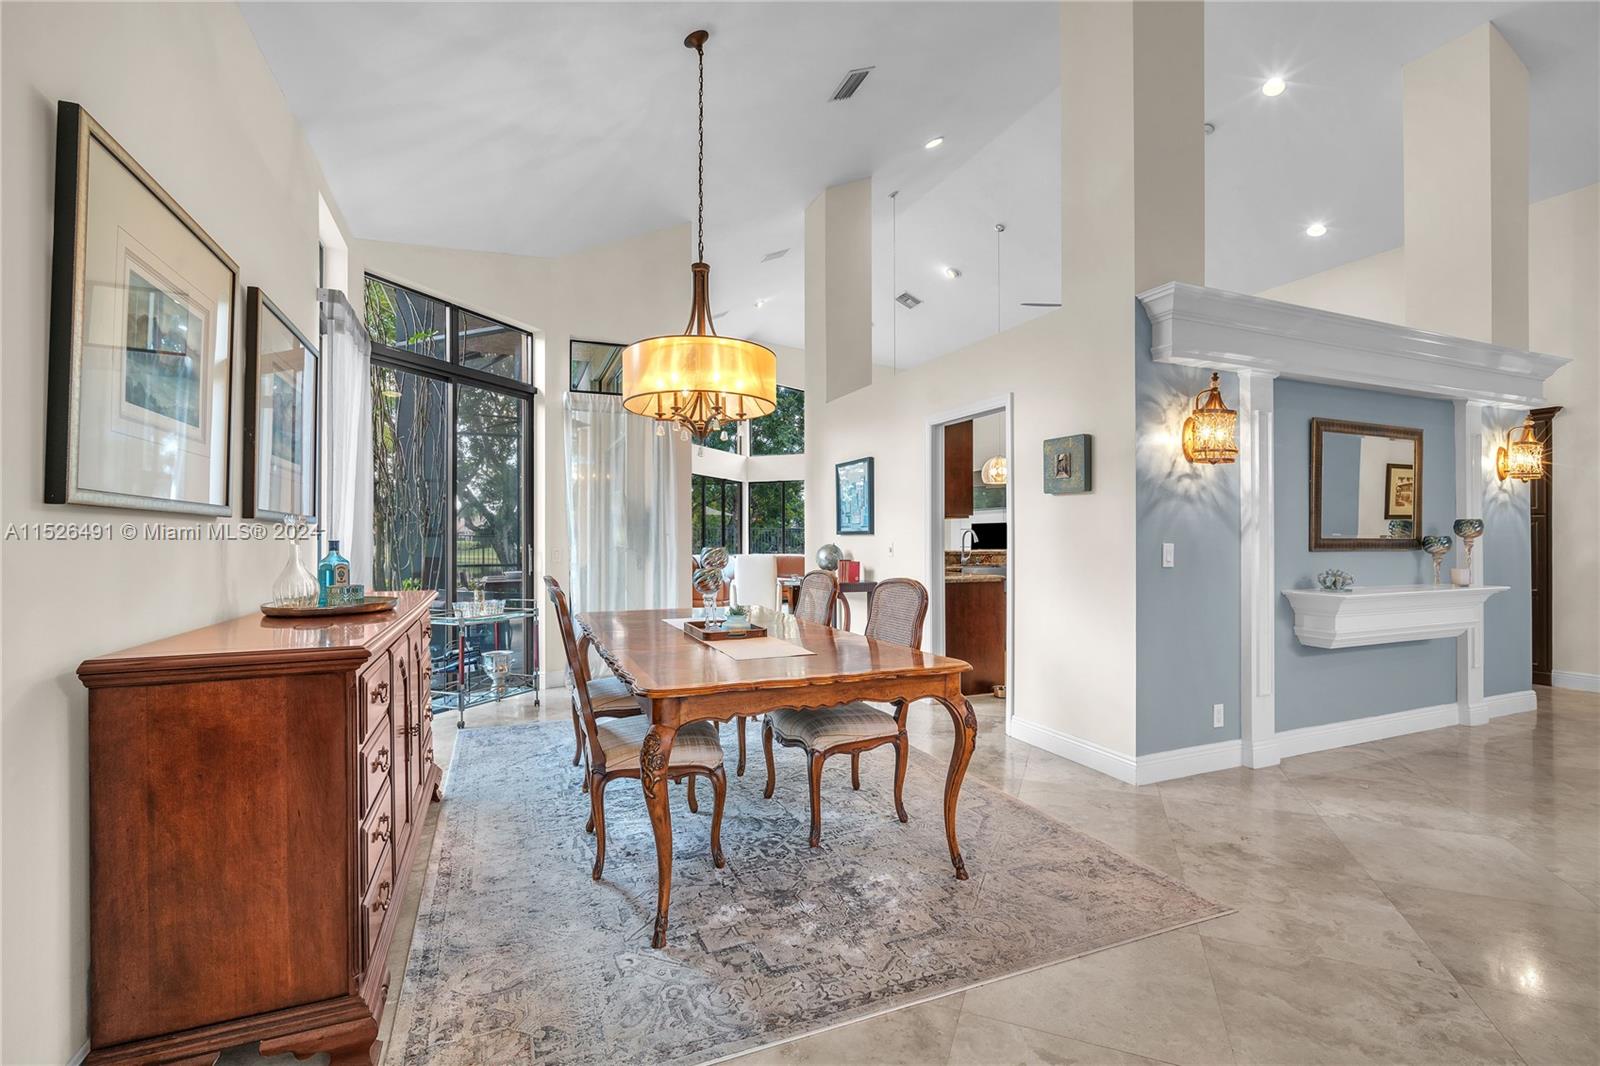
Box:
left=1309, top=418, right=1424, bottom=551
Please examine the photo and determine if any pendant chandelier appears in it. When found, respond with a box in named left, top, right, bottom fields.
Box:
left=621, top=29, right=777, bottom=440
left=1181, top=372, right=1239, bottom=464
left=1496, top=414, right=1545, bottom=482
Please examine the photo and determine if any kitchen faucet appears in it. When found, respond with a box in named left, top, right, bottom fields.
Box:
left=960, top=527, right=978, bottom=565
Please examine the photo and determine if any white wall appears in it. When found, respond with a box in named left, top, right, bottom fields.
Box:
left=357, top=225, right=695, bottom=677
left=1260, top=184, right=1599, bottom=682
left=0, top=3, right=361, bottom=1060
left=805, top=309, right=1138, bottom=753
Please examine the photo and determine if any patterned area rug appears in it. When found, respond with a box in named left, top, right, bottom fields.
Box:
left=389, top=721, right=1227, bottom=1065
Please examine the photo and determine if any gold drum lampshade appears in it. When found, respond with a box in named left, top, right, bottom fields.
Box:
left=622, top=264, right=776, bottom=438
left=980, top=455, right=1007, bottom=485
left=620, top=29, right=777, bottom=440
left=1181, top=372, right=1239, bottom=465
left=1497, top=415, right=1544, bottom=482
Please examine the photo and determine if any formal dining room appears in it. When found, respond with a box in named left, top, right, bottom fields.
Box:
left=3, top=2, right=1598, bottom=1065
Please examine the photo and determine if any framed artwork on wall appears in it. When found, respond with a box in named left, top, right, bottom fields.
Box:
left=835, top=456, right=875, bottom=534
left=244, top=288, right=320, bottom=522
left=1042, top=434, right=1092, bottom=494
left=45, top=102, right=238, bottom=515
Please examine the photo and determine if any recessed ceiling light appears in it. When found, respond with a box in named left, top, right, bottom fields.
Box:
left=753, top=297, right=768, bottom=309
left=943, top=266, right=961, bottom=280
left=1305, top=222, right=1328, bottom=237
left=924, top=136, right=945, bottom=150
left=1261, top=76, right=1286, bottom=98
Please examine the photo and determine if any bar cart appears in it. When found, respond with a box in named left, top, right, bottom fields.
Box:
left=428, top=598, right=540, bottom=727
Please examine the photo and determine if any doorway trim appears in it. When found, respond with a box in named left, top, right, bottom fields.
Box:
left=926, top=393, right=1015, bottom=725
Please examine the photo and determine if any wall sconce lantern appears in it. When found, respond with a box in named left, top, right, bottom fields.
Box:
left=1497, top=415, right=1544, bottom=482
left=1182, top=372, right=1238, bottom=465
left=980, top=455, right=1007, bottom=485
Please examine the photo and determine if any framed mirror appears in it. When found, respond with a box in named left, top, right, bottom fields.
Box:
left=1309, top=418, right=1422, bottom=550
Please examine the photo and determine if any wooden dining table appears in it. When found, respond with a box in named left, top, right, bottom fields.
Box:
left=576, top=605, right=977, bottom=948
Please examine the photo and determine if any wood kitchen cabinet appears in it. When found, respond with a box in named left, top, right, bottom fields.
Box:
left=944, top=419, right=973, bottom=518
left=945, top=577, right=1005, bottom=695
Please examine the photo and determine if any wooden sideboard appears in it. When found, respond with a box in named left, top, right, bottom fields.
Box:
left=77, top=591, right=440, bottom=1065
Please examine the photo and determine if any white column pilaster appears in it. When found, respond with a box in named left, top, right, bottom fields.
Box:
left=1455, top=398, right=1490, bottom=723
left=1238, top=371, right=1278, bottom=766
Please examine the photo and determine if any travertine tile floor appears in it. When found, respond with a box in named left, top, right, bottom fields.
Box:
left=368, top=686, right=1598, bottom=1066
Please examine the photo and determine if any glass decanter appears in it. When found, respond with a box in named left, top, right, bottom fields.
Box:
left=270, top=526, right=319, bottom=607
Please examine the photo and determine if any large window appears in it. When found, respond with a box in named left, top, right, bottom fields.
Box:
left=748, top=480, right=805, bottom=554
left=366, top=275, right=536, bottom=679
left=750, top=385, right=804, bottom=456
left=570, top=339, right=624, bottom=394
left=691, top=474, right=742, bottom=555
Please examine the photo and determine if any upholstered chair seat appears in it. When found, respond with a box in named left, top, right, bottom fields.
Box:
left=766, top=704, right=897, bottom=749
left=596, top=718, right=724, bottom=773
left=584, top=675, right=639, bottom=715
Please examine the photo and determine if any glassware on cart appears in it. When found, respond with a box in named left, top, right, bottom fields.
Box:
left=481, top=649, right=515, bottom=699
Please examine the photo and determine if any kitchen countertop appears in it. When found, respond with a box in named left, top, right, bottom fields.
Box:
left=944, top=548, right=1006, bottom=584
left=944, top=571, right=1006, bottom=584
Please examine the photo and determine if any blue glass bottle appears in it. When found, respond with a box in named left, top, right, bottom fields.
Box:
left=318, top=539, right=351, bottom=607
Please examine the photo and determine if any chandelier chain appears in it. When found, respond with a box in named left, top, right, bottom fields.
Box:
left=696, top=39, right=705, bottom=264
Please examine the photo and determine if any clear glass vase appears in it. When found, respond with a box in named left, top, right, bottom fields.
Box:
left=270, top=529, right=319, bottom=607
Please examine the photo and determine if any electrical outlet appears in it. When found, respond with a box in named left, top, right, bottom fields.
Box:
left=1213, top=703, right=1225, bottom=728
left=1162, top=543, right=1175, bottom=568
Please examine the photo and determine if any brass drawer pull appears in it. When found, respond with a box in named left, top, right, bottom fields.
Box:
left=403, top=722, right=420, bottom=739
left=370, top=813, right=391, bottom=845
left=370, top=747, right=390, bottom=774
left=370, top=880, right=392, bottom=913
left=371, top=681, right=390, bottom=705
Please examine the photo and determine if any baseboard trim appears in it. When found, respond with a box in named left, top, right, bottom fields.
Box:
left=1006, top=716, right=1137, bottom=784
left=68, top=1039, right=89, bottom=1066
left=1550, top=670, right=1600, bottom=694
left=1274, top=702, right=1459, bottom=760
left=1132, top=738, right=1244, bottom=785
left=1478, top=689, right=1538, bottom=719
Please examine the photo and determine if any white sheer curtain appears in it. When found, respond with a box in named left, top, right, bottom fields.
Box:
left=318, top=289, right=373, bottom=586
left=564, top=391, right=684, bottom=616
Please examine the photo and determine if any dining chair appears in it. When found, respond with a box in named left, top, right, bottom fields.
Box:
left=729, top=553, right=779, bottom=610
left=542, top=576, right=643, bottom=776
left=793, top=569, right=840, bottom=625
left=762, top=578, right=928, bottom=847
left=545, top=577, right=727, bottom=878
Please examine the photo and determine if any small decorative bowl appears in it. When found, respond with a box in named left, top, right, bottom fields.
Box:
left=1316, top=569, right=1356, bottom=592
left=1421, top=535, right=1453, bottom=555
left=1452, top=518, right=1484, bottom=539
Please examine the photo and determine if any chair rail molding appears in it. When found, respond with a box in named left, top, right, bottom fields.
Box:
left=1137, top=282, right=1569, bottom=408
left=1138, top=281, right=1569, bottom=765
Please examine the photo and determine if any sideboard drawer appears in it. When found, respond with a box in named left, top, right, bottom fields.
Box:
left=360, top=715, right=393, bottom=815
left=362, top=863, right=395, bottom=965
left=360, top=783, right=393, bottom=894
left=360, top=648, right=393, bottom=738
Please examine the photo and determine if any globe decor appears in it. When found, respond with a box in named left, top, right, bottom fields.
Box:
left=816, top=543, right=843, bottom=572
left=694, top=546, right=730, bottom=622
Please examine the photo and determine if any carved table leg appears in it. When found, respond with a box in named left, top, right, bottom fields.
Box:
left=736, top=716, right=747, bottom=776
left=933, top=693, right=978, bottom=879
left=640, top=721, right=678, bottom=947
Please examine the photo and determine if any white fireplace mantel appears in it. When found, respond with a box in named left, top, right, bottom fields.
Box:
left=1283, top=584, right=1509, bottom=649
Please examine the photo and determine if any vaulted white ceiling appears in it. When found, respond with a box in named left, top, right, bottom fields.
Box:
left=244, top=1, right=1598, bottom=368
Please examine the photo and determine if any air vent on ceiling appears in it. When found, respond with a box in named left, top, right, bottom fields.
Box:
left=895, top=291, right=923, bottom=310
left=1020, top=302, right=1062, bottom=308
left=761, top=248, right=789, bottom=263
left=830, top=66, right=875, bottom=102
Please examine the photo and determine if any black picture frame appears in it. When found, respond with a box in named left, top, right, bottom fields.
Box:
left=835, top=456, right=875, bottom=535
left=45, top=101, right=238, bottom=515
left=244, top=287, right=320, bottom=523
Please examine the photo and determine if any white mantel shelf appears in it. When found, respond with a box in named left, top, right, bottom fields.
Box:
left=1137, top=282, right=1569, bottom=407
left=1283, top=584, right=1509, bottom=649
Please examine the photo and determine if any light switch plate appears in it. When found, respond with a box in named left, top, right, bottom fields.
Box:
left=1213, top=703, right=1225, bottom=728
left=1162, top=543, right=1175, bottom=568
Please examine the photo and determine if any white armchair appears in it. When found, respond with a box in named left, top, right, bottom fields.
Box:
left=729, top=554, right=780, bottom=611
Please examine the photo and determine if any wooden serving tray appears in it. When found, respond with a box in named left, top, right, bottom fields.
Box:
left=260, top=595, right=400, bottom=619
left=682, top=619, right=768, bottom=643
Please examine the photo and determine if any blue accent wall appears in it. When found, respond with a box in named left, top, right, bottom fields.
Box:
left=1135, top=306, right=1242, bottom=755
left=1482, top=407, right=1533, bottom=696
left=1275, top=380, right=1458, bottom=730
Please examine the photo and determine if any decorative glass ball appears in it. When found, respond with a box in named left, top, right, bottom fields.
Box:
left=816, top=543, right=843, bottom=571
left=700, top=546, right=730, bottom=571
